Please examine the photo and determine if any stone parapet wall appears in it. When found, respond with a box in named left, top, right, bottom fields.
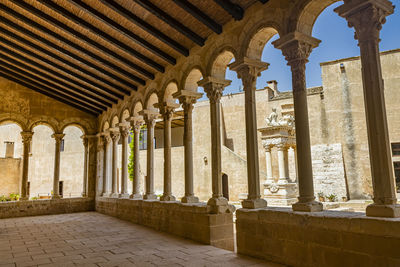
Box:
left=96, top=197, right=234, bottom=251
left=0, top=198, right=95, bottom=219
left=237, top=207, right=400, bottom=267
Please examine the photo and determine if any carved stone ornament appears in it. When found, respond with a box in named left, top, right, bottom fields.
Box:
left=20, top=131, right=33, bottom=144
left=204, top=83, right=224, bottom=104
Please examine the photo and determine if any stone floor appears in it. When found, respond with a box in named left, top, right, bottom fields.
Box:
left=0, top=212, right=284, bottom=267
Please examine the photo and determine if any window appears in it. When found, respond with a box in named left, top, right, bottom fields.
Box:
left=394, top=162, right=400, bottom=192
left=392, top=143, right=400, bottom=156
left=60, top=139, right=65, bottom=152
left=139, top=128, right=147, bottom=150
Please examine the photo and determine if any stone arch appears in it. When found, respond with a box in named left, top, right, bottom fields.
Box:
left=120, top=109, right=130, bottom=123
left=291, top=0, right=341, bottom=36
left=59, top=117, right=95, bottom=135
left=111, top=115, right=119, bottom=128
left=60, top=123, right=87, bottom=136
left=28, top=118, right=58, bottom=133
left=144, top=89, right=160, bottom=110
left=103, top=121, right=110, bottom=131
left=163, top=81, right=179, bottom=102
left=0, top=114, right=27, bottom=131
left=131, top=100, right=144, bottom=116
left=182, top=67, right=204, bottom=92
left=208, top=48, right=237, bottom=80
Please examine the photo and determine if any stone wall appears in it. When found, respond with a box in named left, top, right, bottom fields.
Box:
left=0, top=158, right=22, bottom=196
left=96, top=197, right=234, bottom=251
left=237, top=208, right=400, bottom=267
left=0, top=198, right=94, bottom=219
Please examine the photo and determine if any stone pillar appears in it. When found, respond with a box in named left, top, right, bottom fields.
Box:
left=20, top=131, right=33, bottom=200
left=141, top=110, right=158, bottom=200
left=102, top=133, right=111, bottom=197
left=130, top=117, right=143, bottom=199
left=273, top=32, right=323, bottom=212
left=336, top=0, right=399, bottom=217
left=230, top=58, right=269, bottom=209
left=51, top=133, right=65, bottom=199
left=81, top=135, right=89, bottom=197
left=119, top=124, right=130, bottom=198
left=158, top=103, right=179, bottom=201
left=277, top=144, right=289, bottom=183
left=110, top=129, right=120, bottom=198
left=198, top=77, right=231, bottom=213
left=264, top=144, right=273, bottom=183
left=173, top=90, right=203, bottom=203
left=87, top=135, right=97, bottom=198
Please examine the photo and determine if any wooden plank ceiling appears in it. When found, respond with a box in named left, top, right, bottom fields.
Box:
left=0, top=0, right=268, bottom=116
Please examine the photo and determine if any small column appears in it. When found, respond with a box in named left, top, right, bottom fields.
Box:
left=51, top=133, right=65, bottom=199
left=277, top=144, right=289, bottom=183
left=198, top=77, right=231, bottom=213
left=130, top=117, right=143, bottom=199
left=230, top=58, right=269, bottom=209
left=264, top=144, right=273, bottom=183
left=336, top=0, right=399, bottom=217
left=81, top=135, right=89, bottom=197
left=141, top=110, right=158, bottom=200
left=20, top=131, right=33, bottom=200
left=157, top=102, right=179, bottom=201
left=173, top=90, right=203, bottom=203
left=110, top=129, right=120, bottom=198
left=102, top=133, right=112, bottom=197
left=119, top=124, right=130, bottom=198
left=273, top=32, right=323, bottom=212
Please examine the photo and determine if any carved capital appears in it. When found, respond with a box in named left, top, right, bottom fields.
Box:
left=132, top=120, right=143, bottom=133
left=102, top=133, right=112, bottom=144
left=182, top=101, right=194, bottom=115
left=110, top=130, right=120, bottom=143
left=335, top=0, right=394, bottom=43
left=229, top=58, right=269, bottom=90
left=144, top=116, right=157, bottom=129
left=263, top=143, right=271, bottom=152
left=51, top=133, right=65, bottom=144
left=276, top=143, right=288, bottom=151
left=198, top=77, right=231, bottom=104
left=20, top=131, right=33, bottom=144
left=119, top=126, right=131, bottom=138
left=81, top=135, right=89, bottom=147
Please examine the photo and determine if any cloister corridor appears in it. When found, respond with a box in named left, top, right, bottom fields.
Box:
left=0, top=212, right=280, bottom=267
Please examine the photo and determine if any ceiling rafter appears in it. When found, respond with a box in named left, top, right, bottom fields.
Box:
left=0, top=37, right=122, bottom=101
left=36, top=0, right=165, bottom=73
left=0, top=60, right=107, bottom=111
left=172, top=0, right=222, bottom=34
left=213, top=0, right=244, bottom=20
left=133, top=0, right=206, bottom=46
left=68, top=0, right=176, bottom=65
left=100, top=0, right=189, bottom=56
left=0, top=52, right=112, bottom=108
left=0, top=70, right=101, bottom=116
left=0, top=26, right=130, bottom=97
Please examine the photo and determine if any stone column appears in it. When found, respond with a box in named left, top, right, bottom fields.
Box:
left=230, top=58, right=269, bottom=209
left=273, top=32, right=323, bottom=212
left=110, top=129, right=120, bottom=198
left=141, top=110, right=158, bottom=200
left=173, top=90, right=203, bottom=203
left=277, top=144, right=289, bottom=183
left=158, top=103, right=179, bottom=201
left=87, top=135, right=97, bottom=198
left=20, top=131, right=33, bottom=200
left=264, top=144, right=273, bottom=183
left=198, top=77, right=231, bottom=213
left=119, top=124, right=130, bottom=198
left=81, top=135, right=89, bottom=197
left=102, top=133, right=111, bottom=197
left=336, top=0, right=399, bottom=217
left=51, top=133, right=65, bottom=199
left=130, top=117, right=143, bottom=199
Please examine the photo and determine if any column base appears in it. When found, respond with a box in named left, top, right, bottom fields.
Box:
left=129, top=193, right=142, bottom=200
left=366, top=203, right=400, bottom=218
left=143, top=194, right=158, bottom=200
left=51, top=195, right=61, bottom=199
left=110, top=193, right=119, bottom=198
left=292, top=201, right=323, bottom=212
left=242, top=198, right=268, bottom=209
left=102, top=192, right=111, bottom=198
left=20, top=196, right=29, bottom=201
left=207, top=197, right=234, bottom=214
left=160, top=195, right=176, bottom=202
left=181, top=195, right=199, bottom=203
left=119, top=193, right=130, bottom=199
left=81, top=193, right=87, bottom=198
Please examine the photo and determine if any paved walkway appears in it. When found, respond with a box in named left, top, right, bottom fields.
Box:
left=0, top=212, right=284, bottom=267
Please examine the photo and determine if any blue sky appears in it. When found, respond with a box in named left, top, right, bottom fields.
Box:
left=219, top=1, right=400, bottom=95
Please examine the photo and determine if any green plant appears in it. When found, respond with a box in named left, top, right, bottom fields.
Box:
left=317, top=192, right=324, bottom=198
left=327, top=194, right=337, bottom=202
left=30, top=196, right=39, bottom=200
left=9, top=193, right=20, bottom=201
left=128, top=125, right=145, bottom=182
left=0, top=195, right=6, bottom=202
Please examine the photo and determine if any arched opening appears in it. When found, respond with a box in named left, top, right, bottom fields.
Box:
left=60, top=126, right=84, bottom=198
left=29, top=124, right=55, bottom=199
left=0, top=122, right=23, bottom=200
left=222, top=173, right=229, bottom=200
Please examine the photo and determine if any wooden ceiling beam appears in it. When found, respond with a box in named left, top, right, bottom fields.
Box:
left=100, top=0, right=189, bottom=56
left=0, top=26, right=130, bottom=97
left=172, top=0, right=222, bottom=34
left=36, top=0, right=165, bottom=73
left=69, top=0, right=176, bottom=65
left=134, top=0, right=206, bottom=46
left=0, top=38, right=121, bottom=101
left=0, top=70, right=101, bottom=116
left=0, top=52, right=112, bottom=108
left=213, top=0, right=244, bottom=20
left=0, top=61, right=107, bottom=112
left=259, top=0, right=270, bottom=3
left=0, top=45, right=116, bottom=105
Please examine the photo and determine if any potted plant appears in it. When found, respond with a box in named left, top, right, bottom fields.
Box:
left=318, top=192, right=325, bottom=202
left=327, top=194, right=337, bottom=202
